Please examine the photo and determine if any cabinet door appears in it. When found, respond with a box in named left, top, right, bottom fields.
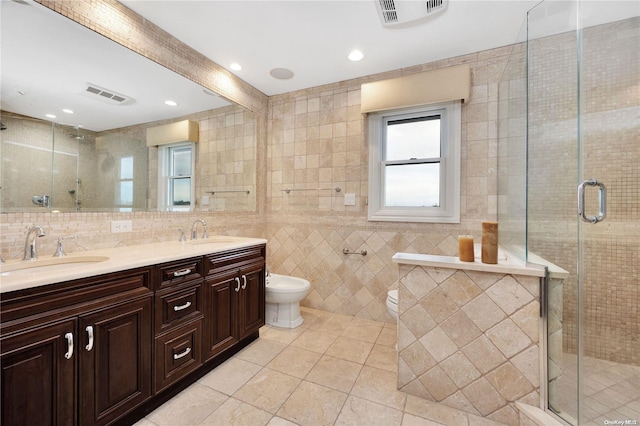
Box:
left=1, top=319, right=77, bottom=426
left=79, top=297, right=152, bottom=426
left=238, top=263, right=265, bottom=339
left=203, top=277, right=238, bottom=361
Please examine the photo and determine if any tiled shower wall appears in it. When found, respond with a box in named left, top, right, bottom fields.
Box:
left=527, top=17, right=639, bottom=365
left=265, top=46, right=513, bottom=322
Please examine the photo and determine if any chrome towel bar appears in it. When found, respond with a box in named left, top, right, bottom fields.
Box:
left=343, top=248, right=367, bottom=256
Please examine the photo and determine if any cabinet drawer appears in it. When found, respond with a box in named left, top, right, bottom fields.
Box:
left=156, top=257, right=203, bottom=290
left=205, top=245, right=265, bottom=276
left=155, top=319, right=202, bottom=393
left=155, top=284, right=202, bottom=334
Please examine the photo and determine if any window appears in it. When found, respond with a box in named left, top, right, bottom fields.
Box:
left=158, top=143, right=195, bottom=211
left=368, top=101, right=461, bottom=223
left=116, top=156, right=133, bottom=211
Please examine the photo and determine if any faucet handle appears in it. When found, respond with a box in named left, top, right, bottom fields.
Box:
left=54, top=235, right=76, bottom=257
left=202, top=227, right=208, bottom=239
left=177, top=228, right=186, bottom=242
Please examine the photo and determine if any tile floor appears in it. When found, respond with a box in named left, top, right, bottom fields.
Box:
left=135, top=307, right=508, bottom=426
left=551, top=353, right=640, bottom=426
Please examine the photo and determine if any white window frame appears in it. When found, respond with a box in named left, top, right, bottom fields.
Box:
left=368, top=101, right=461, bottom=223
left=158, top=142, right=195, bottom=212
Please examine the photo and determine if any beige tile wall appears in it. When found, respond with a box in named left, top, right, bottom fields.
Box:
left=396, top=263, right=542, bottom=425
left=265, top=47, right=512, bottom=321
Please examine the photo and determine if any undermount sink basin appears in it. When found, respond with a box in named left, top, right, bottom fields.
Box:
left=186, top=236, right=242, bottom=245
left=1, top=255, right=110, bottom=276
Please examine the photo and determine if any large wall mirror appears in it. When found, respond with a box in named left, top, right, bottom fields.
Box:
left=0, top=1, right=257, bottom=213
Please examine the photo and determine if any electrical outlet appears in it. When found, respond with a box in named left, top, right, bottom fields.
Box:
left=111, top=220, right=132, bottom=233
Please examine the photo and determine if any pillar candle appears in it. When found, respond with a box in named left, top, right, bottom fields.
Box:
left=458, top=235, right=474, bottom=262
left=481, top=221, right=499, bottom=264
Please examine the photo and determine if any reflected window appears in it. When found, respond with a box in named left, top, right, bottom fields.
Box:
left=159, top=143, right=195, bottom=211
left=117, top=156, right=133, bottom=208
left=368, top=102, right=461, bottom=223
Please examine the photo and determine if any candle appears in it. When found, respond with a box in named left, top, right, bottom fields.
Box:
left=458, top=235, right=474, bottom=262
left=481, top=221, right=499, bottom=264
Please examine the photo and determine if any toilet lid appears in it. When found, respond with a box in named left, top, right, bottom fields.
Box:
left=388, top=289, right=398, bottom=304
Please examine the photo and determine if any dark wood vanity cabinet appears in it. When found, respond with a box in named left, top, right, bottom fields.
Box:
left=79, top=297, right=152, bottom=425
left=153, top=257, right=204, bottom=394
left=0, top=269, right=153, bottom=426
left=203, top=246, right=266, bottom=361
left=0, top=243, right=266, bottom=425
left=1, top=318, right=77, bottom=426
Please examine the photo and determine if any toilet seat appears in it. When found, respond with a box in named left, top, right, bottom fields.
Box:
left=387, top=289, right=398, bottom=306
left=386, top=289, right=398, bottom=319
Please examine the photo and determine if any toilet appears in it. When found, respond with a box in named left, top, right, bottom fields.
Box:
left=386, top=289, right=398, bottom=319
left=265, top=273, right=311, bottom=328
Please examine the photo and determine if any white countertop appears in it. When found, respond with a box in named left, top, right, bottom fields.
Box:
left=392, top=245, right=546, bottom=278
left=0, top=236, right=267, bottom=294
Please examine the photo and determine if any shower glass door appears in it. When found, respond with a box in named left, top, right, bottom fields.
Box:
left=577, top=2, right=639, bottom=425
left=528, top=1, right=639, bottom=425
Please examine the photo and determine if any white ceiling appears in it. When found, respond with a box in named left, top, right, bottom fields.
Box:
left=1, top=0, right=231, bottom=132
left=3, top=1, right=636, bottom=132
left=121, top=0, right=539, bottom=96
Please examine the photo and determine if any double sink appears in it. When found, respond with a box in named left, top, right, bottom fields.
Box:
left=0, top=236, right=250, bottom=280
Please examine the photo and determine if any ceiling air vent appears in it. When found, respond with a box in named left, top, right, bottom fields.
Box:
left=375, top=0, right=448, bottom=28
left=82, top=83, right=134, bottom=106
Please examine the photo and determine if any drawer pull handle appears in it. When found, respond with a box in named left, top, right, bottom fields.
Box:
left=64, top=332, right=74, bottom=359
left=234, top=277, right=241, bottom=292
left=241, top=275, right=247, bottom=290
left=173, top=268, right=192, bottom=277
left=173, top=301, right=192, bottom=311
left=173, top=347, right=191, bottom=360
left=85, top=326, right=94, bottom=351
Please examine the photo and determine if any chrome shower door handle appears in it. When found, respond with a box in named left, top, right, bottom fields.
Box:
left=578, top=179, right=606, bottom=224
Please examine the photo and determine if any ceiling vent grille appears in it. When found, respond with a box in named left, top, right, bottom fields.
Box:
left=375, top=0, right=448, bottom=28
left=82, top=83, right=134, bottom=105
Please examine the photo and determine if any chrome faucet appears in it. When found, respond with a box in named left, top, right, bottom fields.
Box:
left=24, top=225, right=46, bottom=260
left=53, top=235, right=76, bottom=257
left=190, top=219, right=207, bottom=240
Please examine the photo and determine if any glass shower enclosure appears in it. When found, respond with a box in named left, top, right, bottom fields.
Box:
left=500, top=1, right=638, bottom=425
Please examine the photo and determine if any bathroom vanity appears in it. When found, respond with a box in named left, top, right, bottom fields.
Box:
left=0, top=237, right=266, bottom=426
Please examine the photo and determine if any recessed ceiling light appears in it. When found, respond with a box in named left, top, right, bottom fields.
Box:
left=348, top=50, right=364, bottom=62
left=164, top=100, right=178, bottom=106
left=270, top=68, right=295, bottom=80
left=62, top=109, right=74, bottom=114
left=45, top=114, right=56, bottom=119
left=230, top=63, right=242, bottom=71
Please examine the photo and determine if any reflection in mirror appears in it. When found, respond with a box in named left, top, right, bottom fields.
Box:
left=1, top=112, right=148, bottom=212
left=0, top=1, right=257, bottom=213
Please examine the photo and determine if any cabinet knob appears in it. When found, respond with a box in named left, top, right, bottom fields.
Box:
left=234, top=277, right=241, bottom=292
left=64, top=332, right=74, bottom=359
left=241, top=275, right=247, bottom=290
